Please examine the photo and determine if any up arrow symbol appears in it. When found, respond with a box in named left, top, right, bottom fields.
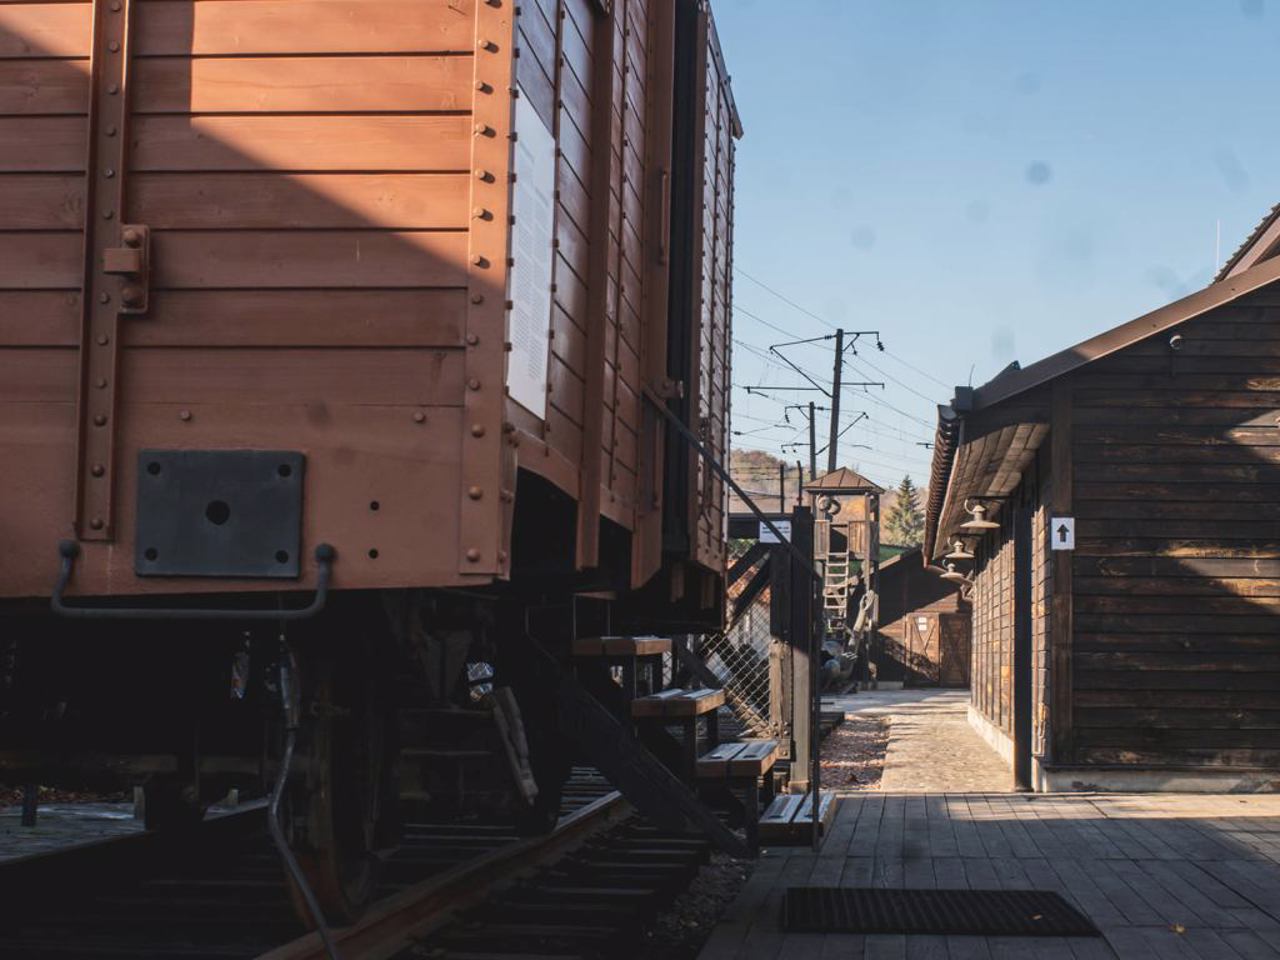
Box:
left=1057, top=524, right=1069, bottom=542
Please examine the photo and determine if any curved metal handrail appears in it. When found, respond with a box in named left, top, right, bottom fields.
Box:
left=51, top=541, right=336, bottom=620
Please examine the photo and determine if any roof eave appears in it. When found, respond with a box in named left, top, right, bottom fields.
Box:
left=971, top=254, right=1280, bottom=412
left=923, top=405, right=961, bottom=561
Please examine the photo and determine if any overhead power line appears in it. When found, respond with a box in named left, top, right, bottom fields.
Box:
left=878, top=350, right=952, bottom=390
left=735, top=268, right=839, bottom=332
left=734, top=267, right=952, bottom=390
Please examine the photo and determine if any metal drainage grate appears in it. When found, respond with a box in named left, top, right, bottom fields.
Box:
left=782, top=887, right=1101, bottom=937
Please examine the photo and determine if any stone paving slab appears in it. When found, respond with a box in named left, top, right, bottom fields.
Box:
left=698, top=792, right=1280, bottom=959
left=822, top=689, right=1012, bottom=793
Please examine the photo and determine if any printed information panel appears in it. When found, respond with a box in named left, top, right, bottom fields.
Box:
left=759, top=520, right=792, bottom=543
left=505, top=92, right=556, bottom=418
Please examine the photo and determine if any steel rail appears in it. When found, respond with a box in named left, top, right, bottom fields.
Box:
left=257, top=790, right=632, bottom=960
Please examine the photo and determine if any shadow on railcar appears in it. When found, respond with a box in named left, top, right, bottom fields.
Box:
left=0, top=2, right=728, bottom=927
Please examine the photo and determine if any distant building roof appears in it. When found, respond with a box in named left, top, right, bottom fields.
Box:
left=803, top=467, right=884, bottom=495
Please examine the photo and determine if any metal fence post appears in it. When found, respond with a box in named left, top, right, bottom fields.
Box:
left=788, top=507, right=815, bottom=795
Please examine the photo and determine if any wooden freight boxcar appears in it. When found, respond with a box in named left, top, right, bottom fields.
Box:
left=0, top=0, right=740, bottom=921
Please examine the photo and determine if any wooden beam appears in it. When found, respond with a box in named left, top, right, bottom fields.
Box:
left=1050, top=377, right=1074, bottom=764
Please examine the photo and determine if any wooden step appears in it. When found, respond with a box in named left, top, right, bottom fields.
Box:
left=759, top=791, right=838, bottom=846
left=630, top=687, right=724, bottom=719
left=400, top=747, right=494, bottom=761
left=571, top=635, right=672, bottom=657
left=696, top=740, right=779, bottom=780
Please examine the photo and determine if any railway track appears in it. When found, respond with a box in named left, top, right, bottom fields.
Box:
left=0, top=768, right=724, bottom=960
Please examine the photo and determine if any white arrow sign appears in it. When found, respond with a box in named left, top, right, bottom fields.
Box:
left=1051, top=516, right=1075, bottom=551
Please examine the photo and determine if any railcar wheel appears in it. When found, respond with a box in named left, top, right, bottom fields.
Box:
left=285, top=634, right=397, bottom=926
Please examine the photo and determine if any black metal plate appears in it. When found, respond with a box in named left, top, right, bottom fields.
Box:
left=782, top=887, right=1101, bottom=937
left=135, top=450, right=305, bottom=578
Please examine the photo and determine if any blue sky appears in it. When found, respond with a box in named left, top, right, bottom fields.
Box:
left=717, top=0, right=1280, bottom=488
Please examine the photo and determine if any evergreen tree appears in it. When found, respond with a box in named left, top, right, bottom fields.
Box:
left=883, top=474, right=924, bottom=546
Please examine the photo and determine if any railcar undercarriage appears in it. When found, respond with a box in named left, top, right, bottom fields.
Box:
left=0, top=586, right=588, bottom=926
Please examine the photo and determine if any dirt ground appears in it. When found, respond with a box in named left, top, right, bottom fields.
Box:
left=638, top=714, right=890, bottom=956
left=637, top=850, right=751, bottom=959
left=818, top=715, right=890, bottom=791
left=0, top=784, right=130, bottom=808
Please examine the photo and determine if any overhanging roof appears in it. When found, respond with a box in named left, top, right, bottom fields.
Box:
left=970, top=253, right=1280, bottom=412
left=923, top=251, right=1280, bottom=560
left=804, top=466, right=884, bottom=495
left=931, top=421, right=1048, bottom=559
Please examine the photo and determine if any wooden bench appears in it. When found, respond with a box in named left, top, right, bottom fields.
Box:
left=631, top=687, right=725, bottom=719
left=571, top=636, right=671, bottom=657
left=758, top=791, right=838, bottom=847
left=572, top=636, right=670, bottom=706
left=696, top=740, right=778, bottom=779
left=697, top=739, right=779, bottom=851
left=632, top=688, right=726, bottom=785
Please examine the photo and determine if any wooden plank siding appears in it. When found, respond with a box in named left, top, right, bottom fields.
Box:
left=688, top=5, right=736, bottom=573
left=961, top=287, right=1280, bottom=775
left=0, top=0, right=736, bottom=601
left=873, top=550, right=970, bottom=687
left=0, top=0, right=487, bottom=597
left=509, top=0, right=673, bottom=538
left=1067, top=298, right=1280, bottom=769
left=0, top=1, right=91, bottom=599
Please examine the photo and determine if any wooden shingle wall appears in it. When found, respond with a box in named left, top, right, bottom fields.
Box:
left=968, top=450, right=1051, bottom=750
left=1031, top=450, right=1051, bottom=759
left=971, top=521, right=1014, bottom=737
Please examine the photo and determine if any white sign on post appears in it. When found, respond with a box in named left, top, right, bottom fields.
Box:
left=759, top=520, right=792, bottom=543
left=505, top=93, right=556, bottom=418
left=1050, top=516, right=1075, bottom=551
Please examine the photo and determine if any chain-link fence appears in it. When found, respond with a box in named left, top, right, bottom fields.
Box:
left=697, top=539, right=786, bottom=741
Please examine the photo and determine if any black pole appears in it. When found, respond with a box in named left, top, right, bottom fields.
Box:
left=812, top=571, right=821, bottom=852
left=788, top=507, right=815, bottom=799
left=778, top=463, right=785, bottom=513
left=828, top=329, right=843, bottom=473
left=808, top=401, right=817, bottom=480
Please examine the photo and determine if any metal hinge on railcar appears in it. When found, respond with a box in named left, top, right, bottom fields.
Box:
left=102, top=224, right=151, bottom=314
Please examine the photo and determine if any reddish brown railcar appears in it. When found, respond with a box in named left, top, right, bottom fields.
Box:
left=664, top=0, right=740, bottom=591
left=0, top=0, right=731, bottom=599
left=0, top=0, right=739, bottom=922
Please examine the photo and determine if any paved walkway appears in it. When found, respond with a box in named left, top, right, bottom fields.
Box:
left=0, top=802, right=142, bottom=861
left=823, top=689, right=1012, bottom=793
left=699, top=791, right=1280, bottom=959
left=0, top=798, right=245, bottom=861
